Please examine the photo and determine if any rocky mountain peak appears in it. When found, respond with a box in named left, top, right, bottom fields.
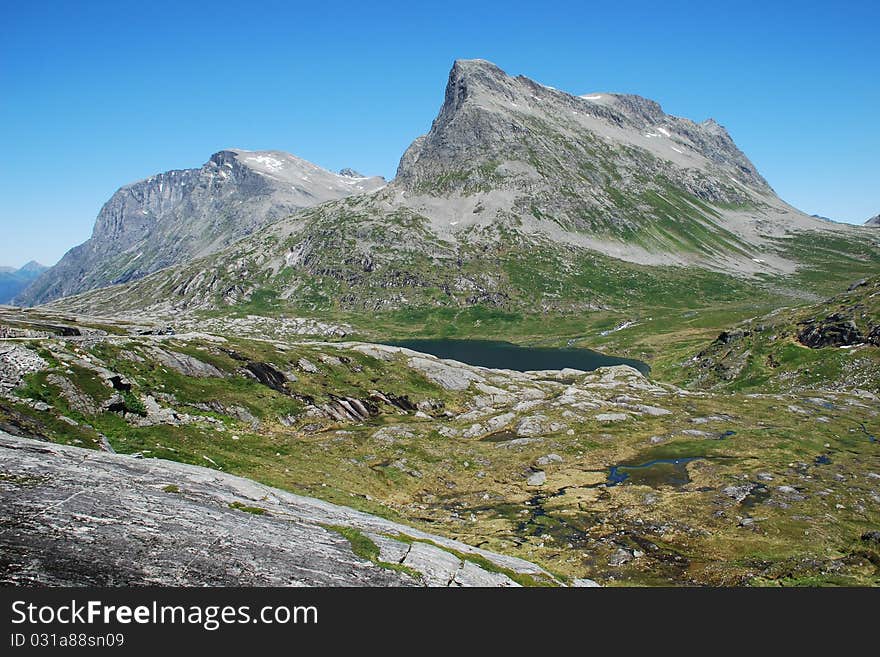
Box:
left=15, top=149, right=385, bottom=306
left=207, top=149, right=315, bottom=183
left=866, top=213, right=880, bottom=226
left=449, top=58, right=510, bottom=94
left=395, top=58, right=772, bottom=201
left=20, top=59, right=859, bottom=314
left=431, top=59, right=515, bottom=128
left=207, top=148, right=240, bottom=167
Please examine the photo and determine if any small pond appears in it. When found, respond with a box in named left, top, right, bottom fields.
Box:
left=607, top=458, right=701, bottom=487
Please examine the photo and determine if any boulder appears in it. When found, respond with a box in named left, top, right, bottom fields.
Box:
left=406, top=356, right=484, bottom=391
left=595, top=413, right=630, bottom=423
left=535, top=453, right=564, bottom=466
left=526, top=470, right=547, bottom=487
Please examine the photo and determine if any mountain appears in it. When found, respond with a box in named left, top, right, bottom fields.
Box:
left=866, top=214, right=880, bottom=227
left=46, top=59, right=878, bottom=317
left=390, top=59, right=848, bottom=262
left=17, top=260, right=46, bottom=274
left=0, top=261, right=47, bottom=303
left=14, top=150, right=385, bottom=306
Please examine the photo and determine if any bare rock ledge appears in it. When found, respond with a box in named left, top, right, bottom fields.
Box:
left=0, top=432, right=555, bottom=587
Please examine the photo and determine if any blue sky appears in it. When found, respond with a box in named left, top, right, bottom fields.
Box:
left=1, top=0, right=877, bottom=268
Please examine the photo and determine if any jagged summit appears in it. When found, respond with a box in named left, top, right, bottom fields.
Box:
left=866, top=213, right=880, bottom=226
left=440, top=59, right=512, bottom=111
left=216, top=149, right=384, bottom=194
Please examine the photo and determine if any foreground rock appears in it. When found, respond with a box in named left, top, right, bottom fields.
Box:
left=0, top=433, right=553, bottom=587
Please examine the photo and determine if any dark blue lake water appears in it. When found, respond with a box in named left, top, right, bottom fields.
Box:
left=388, top=339, right=649, bottom=375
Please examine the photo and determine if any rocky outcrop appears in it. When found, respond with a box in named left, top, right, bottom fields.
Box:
left=0, top=344, right=47, bottom=391
left=0, top=433, right=552, bottom=586
left=865, top=214, right=880, bottom=227
left=406, top=356, right=486, bottom=391
left=796, top=314, right=863, bottom=348
left=178, top=315, right=351, bottom=339
left=16, top=150, right=385, bottom=306
left=148, top=346, right=225, bottom=377
left=243, top=361, right=290, bottom=394
left=45, top=373, right=99, bottom=415
left=687, top=276, right=880, bottom=391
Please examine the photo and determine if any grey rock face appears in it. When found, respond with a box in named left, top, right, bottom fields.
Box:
left=608, top=548, right=633, bottom=566
left=865, top=214, right=880, bottom=227
left=0, top=433, right=551, bottom=586
left=45, top=373, right=99, bottom=415
left=535, top=453, right=563, bottom=466
left=396, top=58, right=770, bottom=208
left=406, top=356, right=485, bottom=391
left=515, top=415, right=550, bottom=437
left=380, top=539, right=515, bottom=587
left=16, top=150, right=385, bottom=306
left=595, top=412, right=630, bottom=422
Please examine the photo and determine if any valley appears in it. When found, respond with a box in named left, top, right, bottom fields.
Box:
left=3, top=59, right=879, bottom=588
left=1, top=285, right=878, bottom=585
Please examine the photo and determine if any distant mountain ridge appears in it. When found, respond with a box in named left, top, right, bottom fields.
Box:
left=15, top=150, right=385, bottom=306
left=866, top=213, right=880, bottom=227
left=0, top=261, right=47, bottom=304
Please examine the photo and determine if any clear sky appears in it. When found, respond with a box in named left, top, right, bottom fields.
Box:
left=1, top=0, right=877, bottom=268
